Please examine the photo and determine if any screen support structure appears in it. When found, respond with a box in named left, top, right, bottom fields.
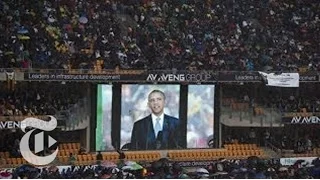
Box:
left=90, top=84, right=97, bottom=152
left=179, top=85, right=188, bottom=149
left=112, top=83, right=121, bottom=150
left=215, top=83, right=221, bottom=148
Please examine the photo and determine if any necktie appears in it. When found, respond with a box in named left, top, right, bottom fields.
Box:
left=155, top=117, right=161, bottom=137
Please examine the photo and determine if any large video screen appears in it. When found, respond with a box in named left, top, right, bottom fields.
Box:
left=96, top=85, right=113, bottom=151
left=121, top=84, right=181, bottom=150
left=187, top=85, right=215, bottom=148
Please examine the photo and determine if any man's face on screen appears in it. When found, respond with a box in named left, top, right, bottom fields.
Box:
left=148, top=92, right=165, bottom=116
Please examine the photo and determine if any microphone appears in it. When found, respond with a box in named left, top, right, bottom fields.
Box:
left=145, top=118, right=151, bottom=150
left=156, top=131, right=163, bottom=150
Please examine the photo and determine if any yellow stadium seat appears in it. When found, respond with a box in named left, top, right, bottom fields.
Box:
left=16, top=158, right=22, bottom=165
left=21, top=158, right=27, bottom=164
left=77, top=155, right=83, bottom=162
left=0, top=152, right=4, bottom=158
left=152, top=153, right=159, bottom=160
left=12, top=158, right=18, bottom=165
left=73, top=143, right=79, bottom=150
left=65, top=150, right=72, bottom=156
left=60, top=150, right=66, bottom=156
left=63, top=156, right=69, bottom=164
left=105, top=154, right=111, bottom=161
left=135, top=154, right=142, bottom=161
left=130, top=154, right=136, bottom=160
left=225, top=151, right=232, bottom=157
left=59, top=144, right=64, bottom=150
left=6, top=158, right=12, bottom=165
left=67, top=143, right=72, bottom=150
left=82, top=154, right=88, bottom=162
left=62, top=144, right=68, bottom=150
left=85, top=155, right=92, bottom=164
left=151, top=153, right=157, bottom=161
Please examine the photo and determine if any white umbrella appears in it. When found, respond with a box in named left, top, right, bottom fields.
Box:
left=279, top=167, right=288, bottom=172
left=122, top=166, right=132, bottom=171
left=48, top=16, right=56, bottom=23
left=212, top=172, right=228, bottom=176
left=196, top=168, right=209, bottom=174
left=111, top=168, right=120, bottom=174
left=124, top=161, right=136, bottom=166
left=122, top=161, right=143, bottom=171
left=101, top=161, right=117, bottom=168
left=79, top=16, right=88, bottom=24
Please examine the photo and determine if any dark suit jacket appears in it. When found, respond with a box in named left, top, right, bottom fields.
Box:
left=130, top=114, right=184, bottom=150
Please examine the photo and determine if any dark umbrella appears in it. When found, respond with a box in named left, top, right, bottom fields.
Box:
left=151, top=160, right=163, bottom=171
left=247, top=156, right=260, bottom=168
left=312, top=158, right=320, bottom=167
left=158, top=158, right=170, bottom=169
left=14, top=164, right=39, bottom=178
left=247, top=156, right=260, bottom=160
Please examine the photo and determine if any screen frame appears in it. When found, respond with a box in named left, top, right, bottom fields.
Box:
left=94, top=82, right=217, bottom=151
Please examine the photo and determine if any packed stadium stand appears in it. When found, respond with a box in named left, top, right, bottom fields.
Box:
left=0, top=0, right=319, bottom=179
left=0, top=0, right=319, bottom=71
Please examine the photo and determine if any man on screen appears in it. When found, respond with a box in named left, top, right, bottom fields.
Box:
left=130, top=90, right=184, bottom=150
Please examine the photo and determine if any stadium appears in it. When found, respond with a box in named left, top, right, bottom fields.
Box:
left=0, top=0, right=319, bottom=178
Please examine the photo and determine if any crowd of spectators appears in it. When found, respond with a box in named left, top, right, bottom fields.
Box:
left=259, top=84, right=320, bottom=113
left=0, top=0, right=319, bottom=71
left=223, top=83, right=320, bottom=113
left=0, top=82, right=85, bottom=157
left=1, top=157, right=320, bottom=179
left=0, top=82, right=85, bottom=116
left=0, top=0, right=122, bottom=69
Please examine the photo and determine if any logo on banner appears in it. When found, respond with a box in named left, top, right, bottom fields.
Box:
left=19, top=116, right=58, bottom=165
left=146, top=73, right=212, bottom=82
left=290, top=116, right=320, bottom=124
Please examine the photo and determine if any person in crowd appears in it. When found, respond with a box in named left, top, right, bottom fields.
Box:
left=68, top=153, right=76, bottom=165
left=78, top=147, right=87, bottom=155
left=96, top=151, right=103, bottom=164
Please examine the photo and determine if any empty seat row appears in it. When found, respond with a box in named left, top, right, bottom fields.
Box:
left=124, top=152, right=161, bottom=161
left=58, top=149, right=79, bottom=156
left=168, top=148, right=265, bottom=161
left=3, top=158, right=27, bottom=166
left=58, top=143, right=81, bottom=150
left=168, top=150, right=228, bottom=161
